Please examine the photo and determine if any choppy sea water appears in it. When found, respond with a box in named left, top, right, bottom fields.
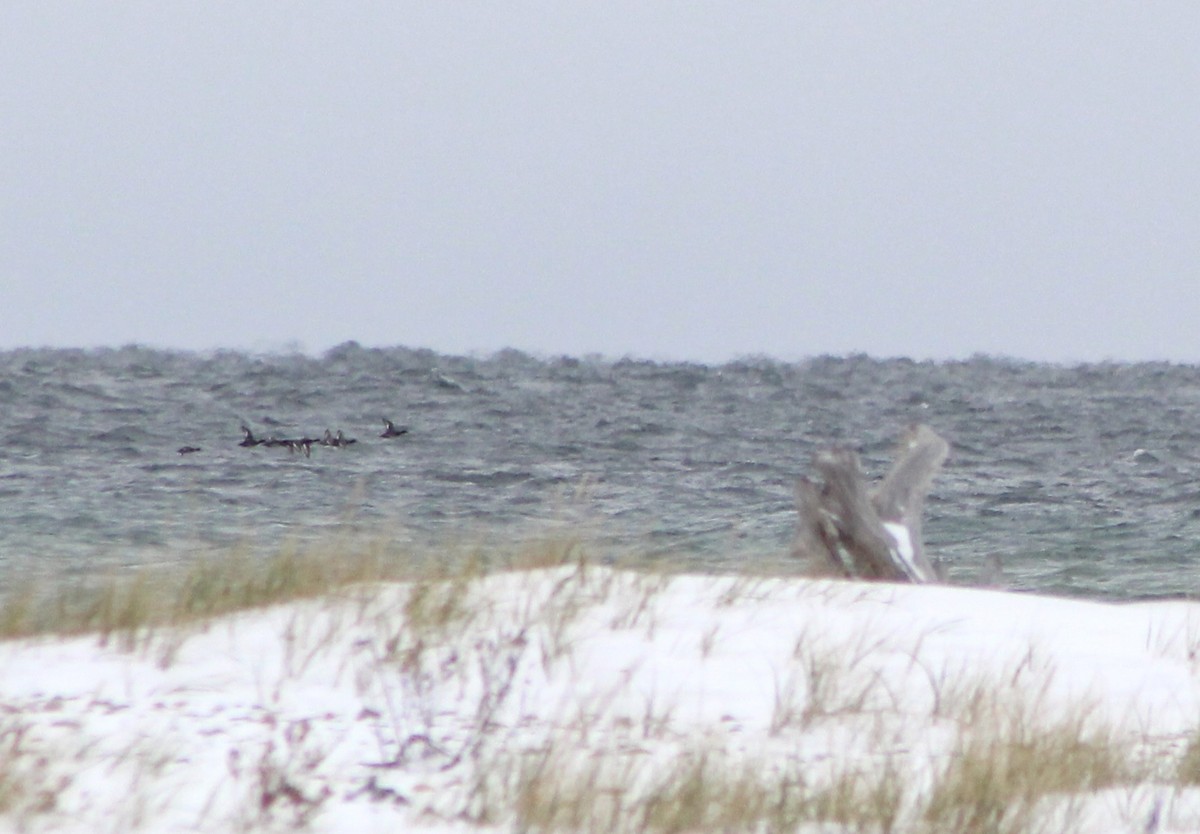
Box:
left=4, top=344, right=1200, bottom=601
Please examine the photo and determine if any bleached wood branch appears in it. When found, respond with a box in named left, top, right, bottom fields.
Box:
left=793, top=424, right=949, bottom=583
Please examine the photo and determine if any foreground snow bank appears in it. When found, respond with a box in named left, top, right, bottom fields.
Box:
left=2, top=565, right=1200, bottom=833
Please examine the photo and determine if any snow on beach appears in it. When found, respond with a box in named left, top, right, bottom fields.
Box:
left=2, top=564, right=1200, bottom=832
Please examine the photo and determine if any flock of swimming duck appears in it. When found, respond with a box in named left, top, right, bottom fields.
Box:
left=176, top=418, right=408, bottom=457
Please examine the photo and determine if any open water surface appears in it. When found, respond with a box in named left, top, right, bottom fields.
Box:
left=4, top=343, right=1200, bottom=600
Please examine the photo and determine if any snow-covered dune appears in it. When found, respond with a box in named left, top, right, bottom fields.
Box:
left=1, top=566, right=1199, bottom=832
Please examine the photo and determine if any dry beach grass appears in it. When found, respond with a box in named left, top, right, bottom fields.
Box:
left=1, top=535, right=1200, bottom=832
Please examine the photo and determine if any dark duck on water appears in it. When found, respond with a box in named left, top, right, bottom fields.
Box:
left=380, top=418, right=408, bottom=438
left=322, top=429, right=358, bottom=448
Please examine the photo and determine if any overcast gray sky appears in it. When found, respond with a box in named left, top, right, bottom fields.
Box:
left=3, top=3, right=1198, bottom=363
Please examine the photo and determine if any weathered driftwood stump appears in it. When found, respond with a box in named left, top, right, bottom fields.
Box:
left=793, top=424, right=949, bottom=583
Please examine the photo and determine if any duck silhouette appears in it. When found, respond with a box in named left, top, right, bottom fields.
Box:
left=380, top=418, right=408, bottom=438
left=322, top=429, right=358, bottom=448
left=283, top=438, right=315, bottom=457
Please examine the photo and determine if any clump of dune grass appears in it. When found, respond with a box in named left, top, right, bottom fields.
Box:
left=0, top=718, right=66, bottom=822
left=504, top=739, right=819, bottom=834
left=492, top=684, right=1142, bottom=834
left=921, top=687, right=1136, bottom=834
left=421, top=566, right=1157, bottom=834
left=1177, top=732, right=1200, bottom=786
left=0, top=539, right=393, bottom=643
left=5, top=532, right=1200, bottom=833
left=508, top=744, right=908, bottom=834
left=0, top=530, right=600, bottom=645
